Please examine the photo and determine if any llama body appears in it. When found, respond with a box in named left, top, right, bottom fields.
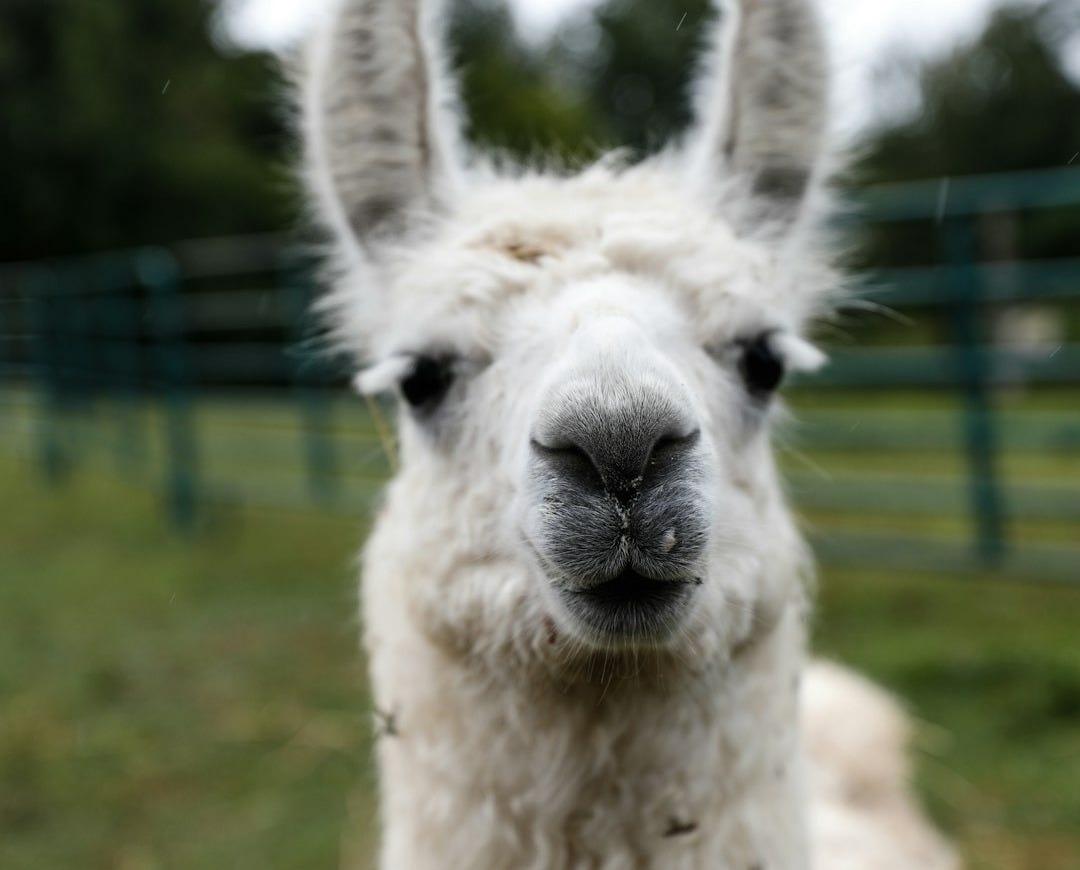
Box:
left=368, top=544, right=805, bottom=869
left=300, top=0, right=958, bottom=867
left=359, top=172, right=814, bottom=868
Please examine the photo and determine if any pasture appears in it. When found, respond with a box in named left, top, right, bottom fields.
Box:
left=0, top=388, right=1077, bottom=868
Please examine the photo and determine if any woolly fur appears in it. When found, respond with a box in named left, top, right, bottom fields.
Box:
left=298, top=1, right=960, bottom=867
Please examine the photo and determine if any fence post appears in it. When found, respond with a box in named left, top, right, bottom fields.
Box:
left=0, top=269, right=9, bottom=385
left=282, top=257, right=339, bottom=505
left=96, top=254, right=146, bottom=476
left=61, top=262, right=95, bottom=409
left=0, top=269, right=17, bottom=439
left=23, top=266, right=70, bottom=483
left=138, top=247, right=198, bottom=532
left=943, top=218, right=1005, bottom=565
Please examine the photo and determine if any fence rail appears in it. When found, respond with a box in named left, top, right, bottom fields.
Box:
left=2, top=168, right=1078, bottom=581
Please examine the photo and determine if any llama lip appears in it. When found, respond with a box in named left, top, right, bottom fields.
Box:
left=562, top=569, right=698, bottom=641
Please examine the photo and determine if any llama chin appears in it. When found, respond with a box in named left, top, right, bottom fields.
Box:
left=299, top=0, right=960, bottom=867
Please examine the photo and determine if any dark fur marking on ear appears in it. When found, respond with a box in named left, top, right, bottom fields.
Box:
left=664, top=818, right=699, bottom=838
left=759, top=78, right=789, bottom=110
left=752, top=166, right=809, bottom=202
left=723, top=132, right=737, bottom=162
left=351, top=194, right=402, bottom=235
left=771, top=1, right=799, bottom=45
left=313, top=0, right=451, bottom=246
left=370, top=124, right=404, bottom=145
left=344, top=25, right=374, bottom=52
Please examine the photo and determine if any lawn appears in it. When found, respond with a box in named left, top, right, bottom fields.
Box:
left=0, top=457, right=376, bottom=869
left=1, top=389, right=1078, bottom=868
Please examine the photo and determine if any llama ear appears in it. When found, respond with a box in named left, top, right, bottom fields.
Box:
left=302, top=0, right=462, bottom=254
left=687, top=0, right=829, bottom=235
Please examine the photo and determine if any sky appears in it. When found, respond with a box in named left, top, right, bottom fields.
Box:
left=222, top=0, right=1048, bottom=136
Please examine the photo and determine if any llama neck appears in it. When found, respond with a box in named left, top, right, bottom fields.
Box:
left=369, top=606, right=808, bottom=870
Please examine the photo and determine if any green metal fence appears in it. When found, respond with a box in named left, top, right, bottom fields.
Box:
left=1, top=169, right=1078, bottom=581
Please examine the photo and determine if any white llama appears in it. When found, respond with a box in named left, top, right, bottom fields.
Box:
left=301, top=0, right=959, bottom=867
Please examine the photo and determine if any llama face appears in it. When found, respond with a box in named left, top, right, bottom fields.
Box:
left=349, top=170, right=827, bottom=659
left=304, top=0, right=832, bottom=667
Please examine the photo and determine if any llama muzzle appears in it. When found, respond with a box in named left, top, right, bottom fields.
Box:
left=524, top=366, right=711, bottom=641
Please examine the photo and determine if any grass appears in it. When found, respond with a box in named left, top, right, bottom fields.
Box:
left=813, top=569, right=1080, bottom=869
left=0, top=457, right=377, bottom=869
left=1, top=388, right=1078, bottom=868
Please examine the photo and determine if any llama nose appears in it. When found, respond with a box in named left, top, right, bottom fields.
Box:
left=532, top=406, right=700, bottom=503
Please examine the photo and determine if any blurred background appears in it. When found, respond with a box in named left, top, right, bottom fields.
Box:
left=1, top=0, right=1078, bottom=867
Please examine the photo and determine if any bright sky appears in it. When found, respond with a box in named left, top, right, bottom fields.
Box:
left=222, top=0, right=1048, bottom=136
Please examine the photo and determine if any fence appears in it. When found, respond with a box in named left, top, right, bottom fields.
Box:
left=1, top=168, right=1078, bottom=582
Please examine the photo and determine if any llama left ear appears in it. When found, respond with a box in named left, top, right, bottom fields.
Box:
left=687, top=0, right=830, bottom=236
left=302, top=0, right=463, bottom=258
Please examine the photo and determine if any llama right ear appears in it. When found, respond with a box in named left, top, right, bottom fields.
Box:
left=686, top=0, right=830, bottom=236
left=302, top=0, right=462, bottom=256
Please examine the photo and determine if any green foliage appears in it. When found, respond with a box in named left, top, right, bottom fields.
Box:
left=836, top=1, right=1080, bottom=349
left=0, top=0, right=292, bottom=261
left=853, top=0, right=1080, bottom=270
left=569, top=0, right=714, bottom=155
left=813, top=565, right=1080, bottom=870
left=450, top=0, right=604, bottom=162
left=4, top=0, right=1079, bottom=266
left=859, top=1, right=1080, bottom=183
left=451, top=0, right=715, bottom=160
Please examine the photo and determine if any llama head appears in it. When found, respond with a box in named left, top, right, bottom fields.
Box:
left=304, top=0, right=834, bottom=673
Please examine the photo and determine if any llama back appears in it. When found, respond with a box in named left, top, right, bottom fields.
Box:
left=803, top=661, right=959, bottom=870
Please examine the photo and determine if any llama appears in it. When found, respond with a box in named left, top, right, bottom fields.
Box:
left=301, top=0, right=958, bottom=867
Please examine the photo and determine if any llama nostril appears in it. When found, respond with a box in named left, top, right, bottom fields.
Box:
left=650, top=429, right=701, bottom=462
left=530, top=439, right=605, bottom=493
left=532, top=423, right=700, bottom=504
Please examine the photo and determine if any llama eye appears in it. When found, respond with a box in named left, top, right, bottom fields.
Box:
left=738, top=334, right=785, bottom=397
left=400, top=355, right=455, bottom=409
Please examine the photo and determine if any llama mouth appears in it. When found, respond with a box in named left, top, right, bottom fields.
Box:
left=562, top=569, right=698, bottom=641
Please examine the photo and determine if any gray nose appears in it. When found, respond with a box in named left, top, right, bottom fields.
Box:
left=531, top=392, right=699, bottom=504
left=527, top=378, right=708, bottom=588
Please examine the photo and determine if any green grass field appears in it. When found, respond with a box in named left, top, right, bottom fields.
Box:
left=1, top=389, right=1078, bottom=868
left=0, top=457, right=376, bottom=869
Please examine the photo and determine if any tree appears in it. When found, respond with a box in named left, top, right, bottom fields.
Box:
left=449, top=0, right=715, bottom=161
left=854, top=0, right=1080, bottom=266
left=4, top=0, right=1077, bottom=265
left=859, top=1, right=1080, bottom=182
left=0, top=0, right=291, bottom=261
left=564, top=0, right=713, bottom=155
left=450, top=0, right=602, bottom=162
